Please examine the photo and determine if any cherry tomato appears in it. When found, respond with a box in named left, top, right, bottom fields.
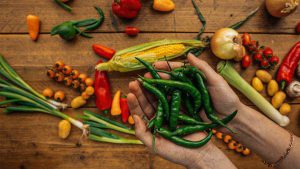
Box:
left=242, top=55, right=251, bottom=68
left=296, top=21, right=300, bottom=34
left=263, top=47, right=273, bottom=58
left=248, top=40, right=259, bottom=52
left=253, top=52, right=263, bottom=62
left=260, top=59, right=270, bottom=68
left=242, top=33, right=251, bottom=46
left=125, top=26, right=140, bottom=36
left=269, top=55, right=280, bottom=65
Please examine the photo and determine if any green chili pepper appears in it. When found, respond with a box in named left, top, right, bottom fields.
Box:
left=154, top=101, right=164, bottom=129
left=172, top=110, right=237, bottom=136
left=140, top=78, right=202, bottom=112
left=139, top=80, right=169, bottom=121
left=157, top=128, right=213, bottom=148
left=50, top=6, right=104, bottom=41
left=193, top=73, right=233, bottom=132
left=53, top=0, right=72, bottom=12
left=156, top=70, right=193, bottom=85
left=182, top=94, right=195, bottom=117
left=178, top=114, right=207, bottom=125
left=169, top=90, right=181, bottom=131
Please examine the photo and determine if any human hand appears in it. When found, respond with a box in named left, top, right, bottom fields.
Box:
left=127, top=53, right=238, bottom=168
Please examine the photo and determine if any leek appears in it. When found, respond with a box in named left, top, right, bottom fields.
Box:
left=217, top=61, right=290, bottom=126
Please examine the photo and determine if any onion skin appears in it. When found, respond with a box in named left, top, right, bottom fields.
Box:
left=266, top=0, right=299, bottom=18
left=211, top=28, right=243, bottom=60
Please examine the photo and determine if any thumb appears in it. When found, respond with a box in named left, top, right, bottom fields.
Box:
left=133, top=115, right=154, bottom=147
left=187, top=53, right=224, bottom=84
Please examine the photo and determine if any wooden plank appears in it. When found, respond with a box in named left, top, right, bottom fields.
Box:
left=0, top=108, right=150, bottom=169
left=0, top=0, right=299, bottom=34
left=1, top=33, right=300, bottom=106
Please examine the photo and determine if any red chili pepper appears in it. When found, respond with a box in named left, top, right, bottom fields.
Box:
left=112, top=0, right=142, bottom=19
left=94, top=60, right=112, bottom=113
left=276, top=41, right=300, bottom=89
left=125, top=26, right=140, bottom=36
left=120, top=96, right=130, bottom=123
left=241, top=55, right=251, bottom=68
left=296, top=22, right=300, bottom=34
left=92, top=44, right=116, bottom=60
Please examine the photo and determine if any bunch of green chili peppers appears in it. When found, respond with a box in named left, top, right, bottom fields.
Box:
left=136, top=58, right=238, bottom=148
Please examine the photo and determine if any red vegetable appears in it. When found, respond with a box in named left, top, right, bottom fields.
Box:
left=242, top=33, right=251, bottom=46
left=260, top=59, right=270, bottom=68
left=120, top=96, right=130, bottom=123
left=253, top=49, right=263, bottom=62
left=248, top=40, right=259, bottom=52
left=269, top=55, right=279, bottom=65
left=92, top=44, right=116, bottom=60
left=125, top=26, right=140, bottom=36
left=276, top=41, right=300, bottom=89
left=296, top=22, right=300, bottom=34
left=94, top=60, right=113, bottom=113
left=112, top=0, right=142, bottom=19
left=263, top=47, right=273, bottom=58
left=242, top=55, right=251, bottom=68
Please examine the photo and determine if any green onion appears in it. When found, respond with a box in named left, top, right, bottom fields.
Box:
left=89, top=134, right=143, bottom=145
left=83, top=111, right=135, bottom=135
left=217, top=61, right=290, bottom=126
left=229, top=7, right=259, bottom=30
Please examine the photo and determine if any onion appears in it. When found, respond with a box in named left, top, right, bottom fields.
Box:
left=211, top=28, right=245, bottom=60
left=266, top=0, right=299, bottom=18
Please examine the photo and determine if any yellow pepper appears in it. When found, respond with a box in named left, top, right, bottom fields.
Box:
left=153, top=0, right=175, bottom=12
left=111, top=90, right=121, bottom=116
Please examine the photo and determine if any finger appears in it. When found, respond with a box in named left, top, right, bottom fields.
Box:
left=133, top=115, right=155, bottom=147
left=187, top=53, right=225, bottom=84
left=129, top=81, right=155, bottom=118
left=144, top=72, right=170, bottom=80
left=127, top=93, right=145, bottom=117
left=153, top=61, right=184, bottom=71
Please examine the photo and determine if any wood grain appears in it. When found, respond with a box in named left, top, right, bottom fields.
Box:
left=0, top=0, right=299, bottom=34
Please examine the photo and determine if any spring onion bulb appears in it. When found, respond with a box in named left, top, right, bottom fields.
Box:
left=217, top=61, right=290, bottom=126
left=211, top=28, right=245, bottom=60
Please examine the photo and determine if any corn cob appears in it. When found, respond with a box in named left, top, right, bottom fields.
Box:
left=95, top=39, right=206, bottom=72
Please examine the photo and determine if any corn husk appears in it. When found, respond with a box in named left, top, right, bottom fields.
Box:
left=95, top=39, right=206, bottom=72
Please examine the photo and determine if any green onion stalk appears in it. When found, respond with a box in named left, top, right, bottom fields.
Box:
left=217, top=61, right=290, bottom=127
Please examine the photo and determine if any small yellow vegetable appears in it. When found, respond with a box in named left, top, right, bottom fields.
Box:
left=256, top=70, right=272, bottom=83
left=272, top=91, right=286, bottom=109
left=267, top=80, right=279, bottom=96
left=54, top=90, right=65, bottom=102
left=111, top=90, right=121, bottom=116
left=279, top=103, right=291, bottom=115
left=81, top=91, right=90, bottom=100
left=58, top=120, right=71, bottom=139
left=252, top=77, right=264, bottom=92
left=42, top=88, right=54, bottom=98
left=71, top=96, right=87, bottom=109
left=128, top=115, right=135, bottom=125
left=85, top=86, right=95, bottom=96
left=153, top=0, right=175, bottom=12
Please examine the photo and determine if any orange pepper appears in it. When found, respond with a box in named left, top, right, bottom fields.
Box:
left=26, top=15, right=40, bottom=41
left=235, top=143, right=244, bottom=153
left=111, top=90, right=121, bottom=116
left=128, top=115, right=135, bottom=125
left=242, top=148, right=251, bottom=156
left=215, top=132, right=223, bottom=139
left=223, top=135, right=232, bottom=143
left=227, top=140, right=237, bottom=150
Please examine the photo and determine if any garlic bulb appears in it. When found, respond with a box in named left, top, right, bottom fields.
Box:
left=286, top=81, right=300, bottom=98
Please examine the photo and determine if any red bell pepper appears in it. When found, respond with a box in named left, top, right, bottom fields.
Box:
left=125, top=26, right=140, bottom=36
left=92, top=44, right=116, bottom=60
left=120, top=96, right=130, bottom=123
left=276, top=41, right=300, bottom=89
left=112, top=0, right=142, bottom=19
left=94, top=60, right=112, bottom=113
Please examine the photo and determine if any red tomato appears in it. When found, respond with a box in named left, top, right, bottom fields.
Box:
left=296, top=22, right=300, bottom=34
left=242, top=33, right=251, bottom=46
left=248, top=40, right=259, bottom=52
left=242, top=55, right=251, bottom=68
left=260, top=59, right=270, bottom=68
left=263, top=47, right=273, bottom=58
left=269, top=55, right=280, bottom=65
left=125, top=26, right=140, bottom=36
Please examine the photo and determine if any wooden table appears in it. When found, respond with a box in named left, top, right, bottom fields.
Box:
left=0, top=0, right=299, bottom=169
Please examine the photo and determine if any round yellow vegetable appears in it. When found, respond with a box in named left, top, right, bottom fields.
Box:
left=71, top=96, right=87, bottom=109
left=58, top=120, right=71, bottom=139
left=279, top=103, right=291, bottom=115
left=267, top=80, right=279, bottom=96
left=272, top=91, right=286, bottom=109
left=256, top=70, right=272, bottom=83
left=252, top=77, right=264, bottom=92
